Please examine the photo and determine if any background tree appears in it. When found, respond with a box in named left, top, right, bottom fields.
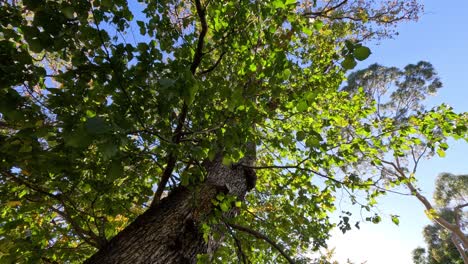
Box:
left=343, top=64, right=468, bottom=262
left=412, top=210, right=463, bottom=264
left=1, top=0, right=465, bottom=263
left=411, top=173, right=467, bottom=264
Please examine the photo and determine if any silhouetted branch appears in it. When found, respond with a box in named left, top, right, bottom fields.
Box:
left=226, top=222, right=296, bottom=264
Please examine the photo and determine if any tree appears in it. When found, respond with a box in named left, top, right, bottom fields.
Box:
left=343, top=63, right=468, bottom=263
left=412, top=210, right=463, bottom=264
left=1, top=0, right=465, bottom=263
left=412, top=173, right=468, bottom=264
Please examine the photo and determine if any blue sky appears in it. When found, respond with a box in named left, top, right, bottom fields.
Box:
left=329, top=1, right=468, bottom=263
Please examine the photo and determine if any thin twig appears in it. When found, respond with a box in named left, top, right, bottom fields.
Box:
left=303, top=0, right=348, bottom=17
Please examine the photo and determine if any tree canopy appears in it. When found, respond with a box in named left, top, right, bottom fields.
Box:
left=0, top=0, right=466, bottom=263
left=412, top=173, right=468, bottom=264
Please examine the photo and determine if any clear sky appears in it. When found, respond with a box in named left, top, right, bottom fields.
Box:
left=328, top=1, right=468, bottom=263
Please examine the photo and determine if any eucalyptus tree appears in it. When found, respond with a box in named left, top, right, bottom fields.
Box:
left=412, top=209, right=464, bottom=264
left=343, top=64, right=468, bottom=263
left=1, top=0, right=466, bottom=263
left=413, top=173, right=468, bottom=264
left=411, top=174, right=467, bottom=264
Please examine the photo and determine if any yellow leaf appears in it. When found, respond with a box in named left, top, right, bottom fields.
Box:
left=7, top=201, right=22, bottom=207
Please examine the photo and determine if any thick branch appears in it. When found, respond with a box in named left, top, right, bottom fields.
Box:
left=382, top=160, right=468, bottom=249
left=190, top=0, right=208, bottom=75
left=451, top=234, right=468, bottom=264
left=225, top=223, right=248, bottom=264
left=454, top=202, right=468, bottom=210
left=151, top=105, right=188, bottom=207
left=227, top=222, right=296, bottom=264
left=151, top=0, right=209, bottom=206
left=51, top=207, right=102, bottom=249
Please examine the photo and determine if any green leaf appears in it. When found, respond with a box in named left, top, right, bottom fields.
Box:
left=208, top=149, right=217, bottom=161
left=159, top=78, right=176, bottom=88
left=108, top=161, right=124, bottom=179
left=64, top=129, right=92, bottom=148
left=220, top=202, right=229, bottom=212
left=436, top=148, right=446, bottom=157
left=216, top=193, right=225, bottom=201
left=313, top=20, right=324, bottom=31
left=341, top=56, right=357, bottom=69
left=372, top=215, right=381, bottom=224
left=180, top=171, right=190, bottom=186
left=353, top=46, right=371, bottom=61
left=99, top=141, right=118, bottom=160
left=305, top=137, right=320, bottom=148
left=85, top=117, right=110, bottom=135
left=391, top=215, right=400, bottom=226
left=85, top=110, right=96, bottom=118
left=296, top=131, right=306, bottom=141
left=18, top=189, right=28, bottom=198
left=272, top=0, right=286, bottom=9
left=296, top=100, right=308, bottom=112
left=182, top=81, right=199, bottom=105
left=222, top=156, right=232, bottom=166
left=137, top=20, right=146, bottom=35
left=61, top=6, right=75, bottom=19
left=302, top=26, right=312, bottom=36
left=28, top=38, right=43, bottom=53
left=101, top=0, right=112, bottom=8
left=344, top=40, right=355, bottom=50
left=19, top=144, right=32, bottom=153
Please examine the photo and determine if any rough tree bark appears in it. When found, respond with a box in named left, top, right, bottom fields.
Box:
left=85, top=154, right=256, bottom=264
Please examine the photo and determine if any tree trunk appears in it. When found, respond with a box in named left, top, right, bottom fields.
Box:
left=85, top=156, right=255, bottom=264
left=451, top=234, right=468, bottom=264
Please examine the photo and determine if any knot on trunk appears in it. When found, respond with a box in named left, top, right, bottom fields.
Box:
left=204, top=156, right=256, bottom=199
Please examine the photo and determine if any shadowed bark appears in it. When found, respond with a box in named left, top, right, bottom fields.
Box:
left=85, top=155, right=255, bottom=264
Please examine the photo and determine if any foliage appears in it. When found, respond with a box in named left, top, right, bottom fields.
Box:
left=412, top=210, right=464, bottom=264
left=433, top=173, right=468, bottom=208
left=0, top=0, right=465, bottom=263
left=341, top=62, right=468, bottom=262
left=411, top=173, right=467, bottom=264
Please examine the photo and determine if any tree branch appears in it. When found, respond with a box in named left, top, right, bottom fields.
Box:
left=303, top=0, right=348, bottom=17
left=151, top=0, right=209, bottom=207
left=1, top=170, right=104, bottom=248
left=244, top=164, right=410, bottom=196
left=225, top=223, right=249, bottom=264
left=50, top=207, right=102, bottom=249
left=1, top=170, right=58, bottom=200
left=199, top=51, right=227, bottom=74
left=190, top=0, right=208, bottom=75
left=380, top=159, right=468, bottom=249
left=226, top=222, right=296, bottom=264
left=451, top=234, right=468, bottom=264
